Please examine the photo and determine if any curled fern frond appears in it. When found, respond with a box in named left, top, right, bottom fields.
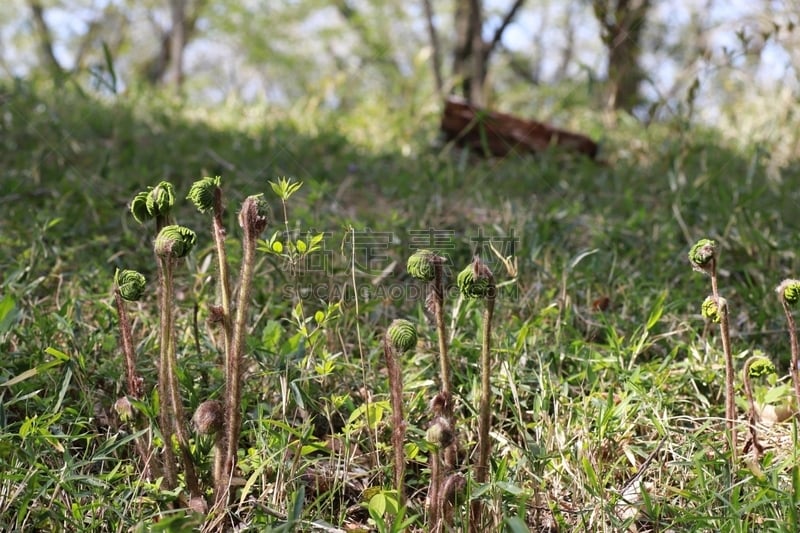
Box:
left=426, top=416, right=454, bottom=448
left=387, top=319, right=417, bottom=353
left=115, top=269, right=147, bottom=302
left=155, top=225, right=197, bottom=259
left=130, top=191, right=152, bottom=224
left=777, top=279, right=800, bottom=305
left=147, top=181, right=176, bottom=218
left=130, top=181, right=175, bottom=223
left=187, top=176, right=221, bottom=213
left=747, top=356, right=776, bottom=379
left=407, top=249, right=437, bottom=282
left=239, top=194, right=269, bottom=235
left=701, top=295, right=724, bottom=323
left=113, top=397, right=134, bottom=421
left=193, top=400, right=224, bottom=435
left=457, top=257, right=494, bottom=299
left=689, top=238, right=716, bottom=273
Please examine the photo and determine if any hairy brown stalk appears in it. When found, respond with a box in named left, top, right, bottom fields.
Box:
left=384, top=336, right=407, bottom=506
left=113, top=289, right=155, bottom=479
left=780, top=297, right=800, bottom=413
left=742, top=356, right=765, bottom=459
left=159, top=255, right=201, bottom=499
left=212, top=187, right=234, bottom=361
left=717, top=297, right=737, bottom=463
left=157, top=257, right=178, bottom=490
left=216, top=197, right=267, bottom=508
left=114, top=289, right=143, bottom=400
left=465, top=259, right=496, bottom=532
left=428, top=446, right=442, bottom=532
left=433, top=257, right=459, bottom=471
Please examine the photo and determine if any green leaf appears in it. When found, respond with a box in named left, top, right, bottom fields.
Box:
left=646, top=291, right=666, bottom=330
left=45, top=217, right=63, bottom=230
left=240, top=461, right=268, bottom=506
left=1, top=355, right=67, bottom=387
left=505, top=516, right=530, bottom=533
left=310, top=233, right=324, bottom=247
left=496, top=481, right=524, bottom=496
left=19, top=416, right=34, bottom=438
left=314, top=310, right=325, bottom=324
left=369, top=492, right=387, bottom=516
left=289, top=485, right=305, bottom=521
left=53, top=366, right=72, bottom=413
left=0, top=293, right=19, bottom=338
left=471, top=481, right=491, bottom=498
left=45, top=347, right=71, bottom=361
left=763, top=384, right=791, bottom=404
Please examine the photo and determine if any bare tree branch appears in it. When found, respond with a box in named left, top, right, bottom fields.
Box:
left=28, top=0, right=64, bottom=77
left=554, top=3, right=576, bottom=80
left=421, top=0, right=444, bottom=96
left=484, top=0, right=526, bottom=60
left=141, top=0, right=207, bottom=86
left=169, top=0, right=187, bottom=89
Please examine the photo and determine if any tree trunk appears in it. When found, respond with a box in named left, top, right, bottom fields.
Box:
left=422, top=0, right=444, bottom=96
left=452, top=0, right=525, bottom=106
left=141, top=0, right=205, bottom=86
left=452, top=0, right=486, bottom=105
left=28, top=0, right=64, bottom=78
left=593, top=0, right=650, bottom=112
left=169, top=0, right=187, bottom=90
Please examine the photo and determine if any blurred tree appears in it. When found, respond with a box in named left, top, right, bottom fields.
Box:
left=139, top=0, right=207, bottom=89
left=27, top=0, right=64, bottom=79
left=592, top=0, right=651, bottom=112
left=450, top=0, right=526, bottom=106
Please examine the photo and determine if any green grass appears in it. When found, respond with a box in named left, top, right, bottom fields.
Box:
left=2, top=79, right=800, bottom=531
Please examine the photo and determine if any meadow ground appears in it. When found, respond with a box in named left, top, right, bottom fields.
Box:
left=2, top=81, right=800, bottom=531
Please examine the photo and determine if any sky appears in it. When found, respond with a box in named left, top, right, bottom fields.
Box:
left=3, top=0, right=798, bottom=115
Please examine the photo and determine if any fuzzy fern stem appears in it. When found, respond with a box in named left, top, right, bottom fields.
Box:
left=384, top=319, right=416, bottom=507
left=155, top=225, right=201, bottom=499
left=457, top=257, right=495, bottom=530
left=157, top=254, right=179, bottom=490
left=216, top=195, right=268, bottom=508
left=702, top=294, right=736, bottom=461
left=777, top=279, right=800, bottom=414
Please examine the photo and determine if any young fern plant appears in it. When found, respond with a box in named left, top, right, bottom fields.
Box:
left=216, top=194, right=269, bottom=509
left=193, top=399, right=225, bottom=492
left=114, top=269, right=147, bottom=400
left=776, top=279, right=800, bottom=415
left=187, top=176, right=233, bottom=365
left=129, top=182, right=205, bottom=498
left=112, top=268, right=156, bottom=480
left=124, top=177, right=275, bottom=517
left=456, top=257, right=496, bottom=531
left=407, top=249, right=459, bottom=470
left=742, top=355, right=776, bottom=460
left=425, top=393, right=455, bottom=533
left=690, top=239, right=737, bottom=461
left=154, top=225, right=202, bottom=501
left=407, top=250, right=452, bottom=405
left=384, top=318, right=417, bottom=508
left=130, top=180, right=176, bottom=232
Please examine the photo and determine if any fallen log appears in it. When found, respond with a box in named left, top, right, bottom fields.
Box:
left=440, top=97, right=598, bottom=159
